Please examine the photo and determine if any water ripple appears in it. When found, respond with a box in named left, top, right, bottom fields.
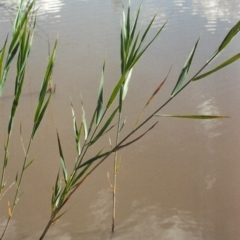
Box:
left=0, top=0, right=64, bottom=23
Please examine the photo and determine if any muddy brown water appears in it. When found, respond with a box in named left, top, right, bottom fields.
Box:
left=0, top=0, right=240, bottom=239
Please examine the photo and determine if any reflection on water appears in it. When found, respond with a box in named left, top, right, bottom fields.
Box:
left=192, top=0, right=240, bottom=23
left=0, top=218, right=17, bottom=240
left=197, top=98, right=222, bottom=139
left=0, top=0, right=64, bottom=23
left=114, top=203, right=214, bottom=240
left=204, top=175, right=216, bottom=190
left=88, top=188, right=112, bottom=232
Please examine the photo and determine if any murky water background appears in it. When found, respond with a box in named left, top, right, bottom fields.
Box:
left=0, top=0, right=240, bottom=239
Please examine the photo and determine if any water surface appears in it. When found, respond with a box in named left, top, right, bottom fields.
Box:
left=0, top=0, right=240, bottom=239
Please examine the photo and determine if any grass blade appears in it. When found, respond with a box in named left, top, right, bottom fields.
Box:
left=71, top=163, right=92, bottom=188
left=106, top=74, right=126, bottom=108
left=32, top=94, right=51, bottom=138
left=96, top=62, right=105, bottom=125
left=218, top=20, right=240, bottom=52
left=193, top=53, right=240, bottom=81
left=171, top=37, right=200, bottom=96
left=34, top=39, right=57, bottom=123
left=155, top=114, right=229, bottom=119
left=56, top=131, right=68, bottom=184
left=134, top=67, right=171, bottom=128
left=81, top=97, right=88, bottom=140
left=122, top=68, right=132, bottom=100
left=116, top=122, right=158, bottom=151
left=0, top=37, right=8, bottom=80
left=24, top=159, right=34, bottom=170
left=90, top=107, right=119, bottom=145
left=77, top=151, right=110, bottom=169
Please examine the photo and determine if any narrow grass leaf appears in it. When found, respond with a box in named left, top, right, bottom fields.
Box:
left=130, top=4, right=141, bottom=42
left=70, top=101, right=78, bottom=141
left=34, top=39, right=57, bottom=123
left=88, top=109, right=96, bottom=136
left=155, top=114, right=229, bottom=119
left=32, top=94, right=52, bottom=138
left=147, top=67, right=171, bottom=106
left=171, top=37, right=200, bottom=96
left=96, top=62, right=105, bottom=125
left=57, top=131, right=68, bottom=184
left=140, top=15, right=156, bottom=45
left=119, top=119, right=126, bottom=132
left=116, top=122, right=158, bottom=151
left=122, top=68, right=132, bottom=100
left=127, top=21, right=167, bottom=71
left=24, top=159, right=34, bottom=170
left=135, top=67, right=171, bottom=128
left=70, top=101, right=81, bottom=155
left=106, top=74, right=126, bottom=108
left=52, top=211, right=68, bottom=224
left=77, top=151, right=110, bottom=169
left=71, top=163, right=92, bottom=189
left=81, top=98, right=88, bottom=140
left=90, top=107, right=119, bottom=145
left=52, top=172, right=61, bottom=210
left=218, top=20, right=240, bottom=52
left=192, top=53, right=240, bottom=81
left=0, top=37, right=7, bottom=80
left=8, top=72, right=25, bottom=134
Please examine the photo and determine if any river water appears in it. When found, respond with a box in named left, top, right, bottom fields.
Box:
left=0, top=0, right=240, bottom=239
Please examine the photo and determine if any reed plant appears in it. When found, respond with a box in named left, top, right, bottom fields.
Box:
left=0, top=0, right=240, bottom=239
left=0, top=1, right=57, bottom=239
left=40, top=4, right=240, bottom=240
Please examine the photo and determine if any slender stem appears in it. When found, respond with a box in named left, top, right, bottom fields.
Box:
left=112, top=104, right=121, bottom=233
left=39, top=214, right=56, bottom=240
left=0, top=138, right=32, bottom=240
left=0, top=134, right=10, bottom=197
left=71, top=109, right=108, bottom=180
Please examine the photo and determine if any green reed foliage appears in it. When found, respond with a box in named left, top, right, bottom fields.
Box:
left=0, top=0, right=36, bottom=198
left=0, top=1, right=57, bottom=239
left=39, top=4, right=240, bottom=240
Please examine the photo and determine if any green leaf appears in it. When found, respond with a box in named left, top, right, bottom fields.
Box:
left=116, top=122, right=158, bottom=151
left=70, top=101, right=81, bottom=155
left=81, top=98, right=88, bottom=140
left=96, top=62, right=105, bottom=125
left=70, top=163, right=92, bottom=189
left=52, top=211, right=68, bottom=224
left=171, top=37, right=200, bottom=96
left=130, top=4, right=141, bottom=43
left=127, top=21, right=167, bottom=71
left=0, top=37, right=8, bottom=80
left=106, top=74, right=126, bottom=108
left=77, top=151, right=110, bottom=169
left=32, top=94, right=52, bottom=138
left=192, top=53, right=240, bottom=81
left=122, top=68, right=132, bottom=100
left=34, top=39, right=57, bottom=123
left=56, top=131, right=68, bottom=184
left=155, top=114, right=229, bottom=119
left=88, top=109, right=96, bottom=136
left=218, top=20, right=240, bottom=52
left=24, top=159, right=35, bottom=170
left=90, top=107, right=119, bottom=145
